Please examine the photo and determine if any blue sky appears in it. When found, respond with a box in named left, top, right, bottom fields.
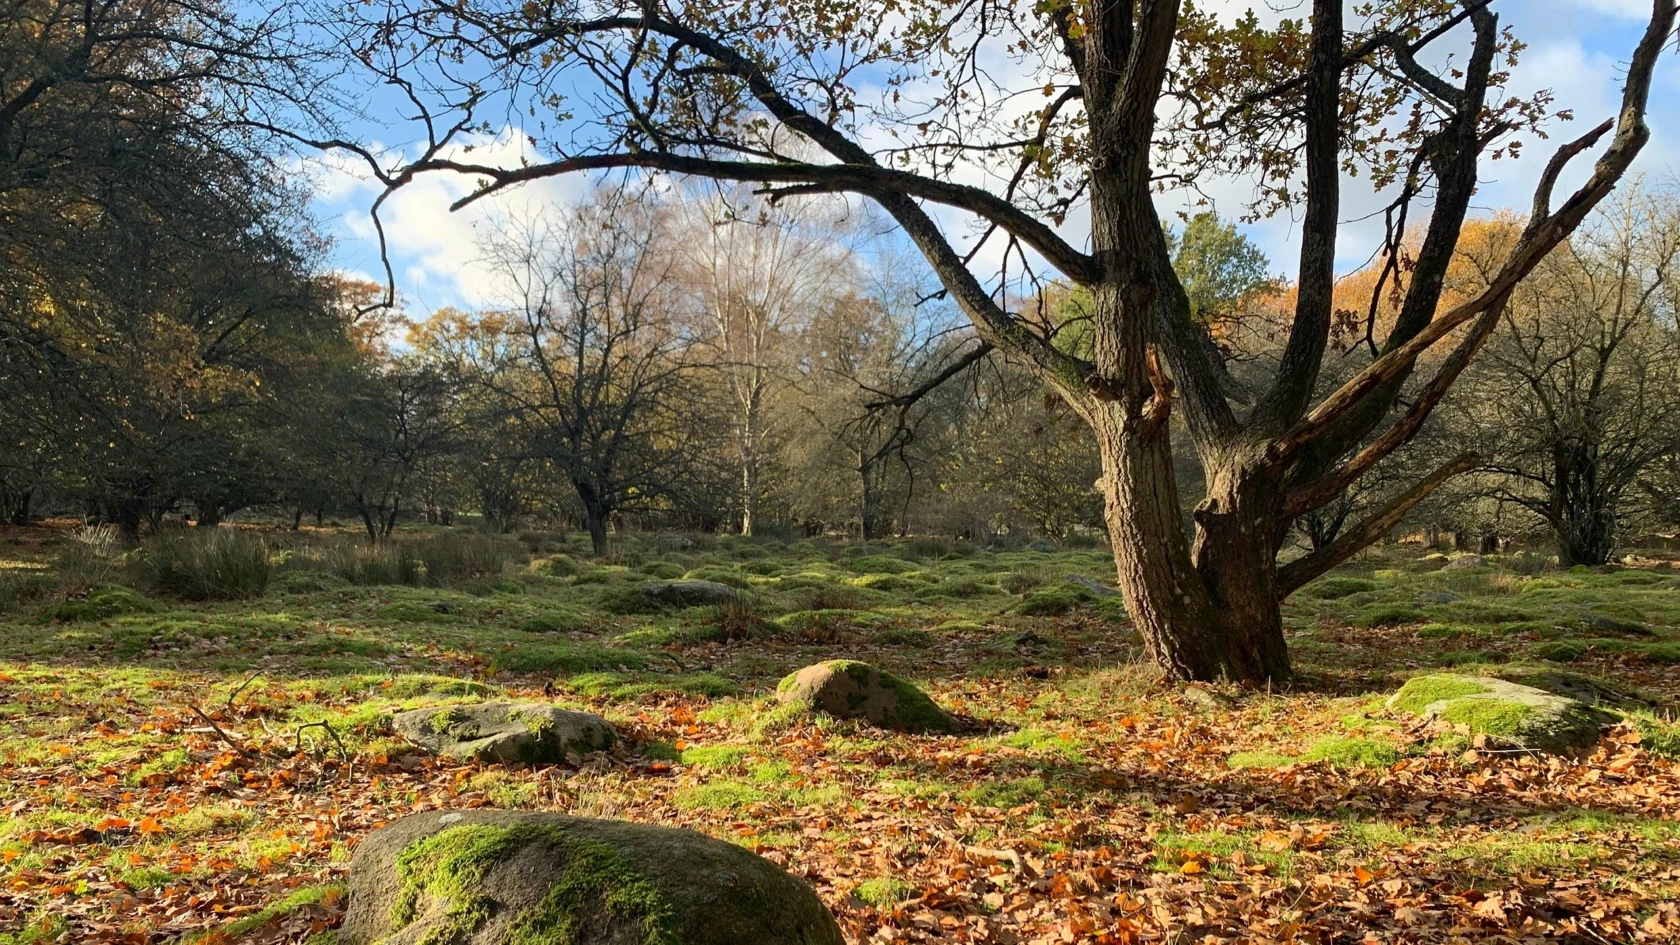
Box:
left=301, top=0, right=1680, bottom=316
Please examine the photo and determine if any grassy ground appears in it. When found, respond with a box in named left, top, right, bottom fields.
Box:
left=0, top=525, right=1677, bottom=943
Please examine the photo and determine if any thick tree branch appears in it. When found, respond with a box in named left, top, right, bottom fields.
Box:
left=1274, top=0, right=1674, bottom=462
left=1253, top=0, right=1342, bottom=431
left=1276, top=452, right=1481, bottom=598
left=863, top=341, right=994, bottom=411
left=433, top=151, right=1099, bottom=286
left=1283, top=298, right=1506, bottom=517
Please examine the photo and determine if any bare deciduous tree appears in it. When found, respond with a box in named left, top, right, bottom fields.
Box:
left=337, top=0, right=1677, bottom=682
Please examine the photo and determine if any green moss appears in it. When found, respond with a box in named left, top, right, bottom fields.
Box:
left=1298, top=735, right=1400, bottom=768
left=1436, top=698, right=1535, bottom=735
left=1226, top=750, right=1292, bottom=769
left=854, top=877, right=915, bottom=909
left=392, top=823, right=678, bottom=945
left=1354, top=603, right=1426, bottom=628
left=1389, top=675, right=1491, bottom=714
left=961, top=776, right=1046, bottom=809
left=490, top=644, right=646, bottom=675
left=679, top=745, right=749, bottom=769
left=1014, top=588, right=1086, bottom=616
left=520, top=610, right=585, bottom=634
left=1302, top=577, right=1378, bottom=600
left=220, top=885, right=342, bottom=938
left=672, top=781, right=768, bottom=811
left=850, top=555, right=918, bottom=575
left=37, top=586, right=159, bottom=623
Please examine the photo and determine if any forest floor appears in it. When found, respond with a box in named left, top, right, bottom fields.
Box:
left=0, top=526, right=1678, bottom=944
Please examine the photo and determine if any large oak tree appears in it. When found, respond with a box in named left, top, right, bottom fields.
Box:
left=335, top=0, right=1677, bottom=683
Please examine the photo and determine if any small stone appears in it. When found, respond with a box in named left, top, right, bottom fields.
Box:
left=392, top=702, right=615, bottom=765
left=1182, top=686, right=1236, bottom=710
left=640, top=579, right=738, bottom=607
left=1580, top=613, right=1653, bottom=637
left=341, top=810, right=844, bottom=945
left=777, top=660, right=958, bottom=733
left=1441, top=555, right=1487, bottom=571
left=1066, top=575, right=1123, bottom=598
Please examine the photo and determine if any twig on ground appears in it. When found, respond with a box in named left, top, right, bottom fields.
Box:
left=294, top=719, right=354, bottom=779
left=226, top=670, right=262, bottom=715
left=188, top=705, right=257, bottom=759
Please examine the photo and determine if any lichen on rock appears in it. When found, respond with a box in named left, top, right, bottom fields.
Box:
left=391, top=702, right=616, bottom=765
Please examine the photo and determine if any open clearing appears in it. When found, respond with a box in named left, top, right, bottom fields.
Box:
left=1, top=527, right=1678, bottom=944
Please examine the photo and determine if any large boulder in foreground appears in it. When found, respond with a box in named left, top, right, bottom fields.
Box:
left=640, top=579, right=738, bottom=607
left=341, top=810, right=844, bottom=945
left=1386, top=673, right=1615, bottom=752
left=777, top=660, right=958, bottom=733
left=392, top=703, right=615, bottom=765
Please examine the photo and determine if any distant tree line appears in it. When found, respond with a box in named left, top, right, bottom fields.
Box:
left=6, top=1, right=1680, bottom=590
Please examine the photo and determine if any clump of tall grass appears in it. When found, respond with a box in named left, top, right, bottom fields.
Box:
left=283, top=531, right=520, bottom=587
left=131, top=529, right=272, bottom=601
left=55, top=523, right=125, bottom=589
left=416, top=532, right=518, bottom=585
left=301, top=537, right=423, bottom=586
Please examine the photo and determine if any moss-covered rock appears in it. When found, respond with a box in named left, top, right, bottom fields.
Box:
left=392, top=703, right=615, bottom=765
left=776, top=660, right=958, bottom=733
left=341, top=810, right=844, bottom=945
left=640, top=579, right=739, bottom=607
left=1386, top=673, right=1615, bottom=752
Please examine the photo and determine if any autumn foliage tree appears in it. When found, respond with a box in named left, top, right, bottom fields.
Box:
left=333, top=0, right=1676, bottom=683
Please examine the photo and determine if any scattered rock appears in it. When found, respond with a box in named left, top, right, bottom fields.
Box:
left=342, top=810, right=844, bottom=945
left=1441, top=555, right=1487, bottom=571
left=1066, top=575, right=1122, bottom=598
left=1386, top=673, right=1615, bottom=752
left=777, top=660, right=958, bottom=733
left=392, top=703, right=616, bottom=765
left=639, top=579, right=738, bottom=607
left=1025, top=540, right=1058, bottom=553
left=1579, top=613, right=1654, bottom=637
left=1416, top=591, right=1463, bottom=604
left=1182, top=685, right=1237, bottom=710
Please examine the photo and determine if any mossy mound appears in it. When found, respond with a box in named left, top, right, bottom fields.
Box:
left=392, top=703, right=616, bottom=765
left=341, top=810, right=844, bottom=945
left=37, top=585, right=160, bottom=623
left=776, top=660, right=958, bottom=733
left=1386, top=673, right=1615, bottom=752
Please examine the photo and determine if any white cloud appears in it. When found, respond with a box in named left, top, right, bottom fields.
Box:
left=307, top=129, right=589, bottom=313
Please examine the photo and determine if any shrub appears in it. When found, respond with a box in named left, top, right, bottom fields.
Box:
left=1000, top=567, right=1053, bottom=594
left=308, top=538, right=423, bottom=586
left=132, top=530, right=271, bottom=601
left=708, top=597, right=771, bottom=642
left=0, top=570, right=55, bottom=613
left=529, top=554, right=583, bottom=578
left=415, top=532, right=517, bottom=585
